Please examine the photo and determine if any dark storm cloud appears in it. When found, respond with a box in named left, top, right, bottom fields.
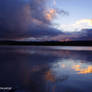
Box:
left=78, top=29, right=92, bottom=40
left=0, top=0, right=62, bottom=39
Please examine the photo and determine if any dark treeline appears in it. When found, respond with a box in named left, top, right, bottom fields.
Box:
left=0, top=40, right=92, bottom=46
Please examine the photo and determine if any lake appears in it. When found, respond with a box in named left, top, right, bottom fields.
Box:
left=0, top=46, right=92, bottom=92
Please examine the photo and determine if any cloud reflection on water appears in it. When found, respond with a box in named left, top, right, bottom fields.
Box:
left=0, top=46, right=92, bottom=92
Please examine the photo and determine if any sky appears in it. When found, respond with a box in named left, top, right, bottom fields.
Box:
left=51, top=0, right=92, bottom=32
left=0, top=0, right=92, bottom=40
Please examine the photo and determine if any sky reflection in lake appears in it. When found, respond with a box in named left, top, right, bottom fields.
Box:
left=0, top=46, right=92, bottom=92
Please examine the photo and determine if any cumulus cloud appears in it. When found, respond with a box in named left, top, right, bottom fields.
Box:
left=58, top=19, right=92, bottom=32
left=0, top=0, right=63, bottom=40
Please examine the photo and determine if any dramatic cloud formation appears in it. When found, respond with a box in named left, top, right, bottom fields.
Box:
left=0, top=0, right=63, bottom=40
left=58, top=19, right=92, bottom=32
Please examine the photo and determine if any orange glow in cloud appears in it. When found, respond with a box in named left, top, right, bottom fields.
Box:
left=76, top=19, right=92, bottom=26
left=45, top=9, right=56, bottom=21
left=90, top=19, right=92, bottom=25
left=72, top=65, right=92, bottom=74
left=59, top=19, right=92, bottom=32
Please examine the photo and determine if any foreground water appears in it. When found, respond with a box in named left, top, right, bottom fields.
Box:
left=0, top=46, right=92, bottom=92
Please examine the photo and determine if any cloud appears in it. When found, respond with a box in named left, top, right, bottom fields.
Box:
left=58, top=19, right=92, bottom=32
left=45, top=9, right=56, bottom=21
left=0, top=0, right=63, bottom=40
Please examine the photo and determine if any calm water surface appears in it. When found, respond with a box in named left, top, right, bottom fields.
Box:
left=0, top=46, right=92, bottom=92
